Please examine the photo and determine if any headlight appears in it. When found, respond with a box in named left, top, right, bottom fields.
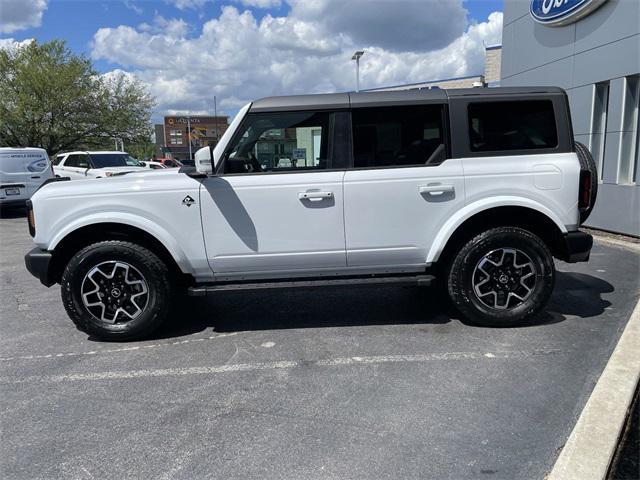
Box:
left=105, top=172, right=113, bottom=177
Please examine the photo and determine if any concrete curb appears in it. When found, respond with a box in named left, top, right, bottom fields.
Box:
left=592, top=235, right=640, bottom=254
left=547, top=299, right=640, bottom=480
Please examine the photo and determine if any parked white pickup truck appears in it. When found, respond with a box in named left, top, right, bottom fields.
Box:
left=25, top=87, right=597, bottom=340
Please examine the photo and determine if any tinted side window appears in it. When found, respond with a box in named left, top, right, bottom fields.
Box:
left=351, top=105, right=445, bottom=168
left=78, top=155, right=90, bottom=168
left=53, top=155, right=64, bottom=166
left=468, top=100, right=558, bottom=152
left=224, top=111, right=332, bottom=174
left=64, top=155, right=79, bottom=167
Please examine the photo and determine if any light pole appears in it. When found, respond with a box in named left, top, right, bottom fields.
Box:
left=214, top=95, right=219, bottom=145
left=187, top=116, right=192, bottom=160
left=351, top=50, right=364, bottom=92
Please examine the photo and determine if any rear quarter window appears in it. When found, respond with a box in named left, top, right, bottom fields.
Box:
left=468, top=100, right=558, bottom=152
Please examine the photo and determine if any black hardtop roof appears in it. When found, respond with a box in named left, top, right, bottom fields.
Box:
left=248, top=86, right=566, bottom=113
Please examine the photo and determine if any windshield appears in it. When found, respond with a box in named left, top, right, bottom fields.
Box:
left=90, top=154, right=142, bottom=168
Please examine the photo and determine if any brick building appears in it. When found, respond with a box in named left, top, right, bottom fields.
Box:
left=155, top=115, right=229, bottom=161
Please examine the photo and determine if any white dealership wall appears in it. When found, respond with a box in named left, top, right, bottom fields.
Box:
left=502, top=0, right=640, bottom=236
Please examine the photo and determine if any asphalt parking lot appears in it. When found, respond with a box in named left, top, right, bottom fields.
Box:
left=1, top=210, right=639, bottom=480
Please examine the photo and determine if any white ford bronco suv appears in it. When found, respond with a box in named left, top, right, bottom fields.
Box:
left=25, top=87, right=597, bottom=340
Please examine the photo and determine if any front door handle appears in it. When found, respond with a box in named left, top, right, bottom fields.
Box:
left=298, top=191, right=333, bottom=202
left=419, top=184, right=455, bottom=196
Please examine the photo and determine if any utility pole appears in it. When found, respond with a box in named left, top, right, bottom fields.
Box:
left=163, top=119, right=167, bottom=152
left=352, top=50, right=364, bottom=92
left=214, top=95, right=219, bottom=146
left=187, top=116, right=192, bottom=160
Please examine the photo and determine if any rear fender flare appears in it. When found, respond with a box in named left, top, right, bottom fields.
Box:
left=426, top=197, right=568, bottom=263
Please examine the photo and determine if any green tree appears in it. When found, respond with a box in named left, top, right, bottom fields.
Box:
left=0, top=40, right=155, bottom=156
left=127, top=141, right=157, bottom=160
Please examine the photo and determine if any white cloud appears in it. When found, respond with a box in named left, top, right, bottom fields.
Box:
left=92, top=3, right=502, bottom=119
left=123, top=0, right=143, bottom=15
left=288, top=0, right=468, bottom=53
left=0, top=0, right=47, bottom=34
left=0, top=37, right=34, bottom=51
left=239, top=0, right=281, bottom=7
left=170, top=0, right=281, bottom=10
left=171, top=0, right=208, bottom=10
left=138, top=15, right=189, bottom=37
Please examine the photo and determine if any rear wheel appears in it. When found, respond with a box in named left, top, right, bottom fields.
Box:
left=61, top=240, right=172, bottom=340
left=447, top=227, right=554, bottom=326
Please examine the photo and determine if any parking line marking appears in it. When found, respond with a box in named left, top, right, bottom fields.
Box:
left=0, top=349, right=563, bottom=384
left=0, top=331, right=245, bottom=363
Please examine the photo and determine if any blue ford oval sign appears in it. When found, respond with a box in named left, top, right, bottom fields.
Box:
left=530, top=0, right=608, bottom=26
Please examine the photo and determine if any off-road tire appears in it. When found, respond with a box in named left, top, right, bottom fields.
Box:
left=61, top=240, right=172, bottom=341
left=575, top=141, right=598, bottom=224
left=447, top=227, right=555, bottom=327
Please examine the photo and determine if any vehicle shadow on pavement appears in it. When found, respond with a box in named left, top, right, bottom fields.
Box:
left=150, top=270, right=615, bottom=340
left=152, top=285, right=454, bottom=339
left=544, top=270, right=614, bottom=320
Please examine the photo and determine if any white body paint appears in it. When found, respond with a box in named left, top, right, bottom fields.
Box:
left=0, top=147, right=53, bottom=205
left=31, top=102, right=583, bottom=283
left=53, top=151, right=148, bottom=179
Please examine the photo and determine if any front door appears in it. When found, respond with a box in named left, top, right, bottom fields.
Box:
left=200, top=109, right=349, bottom=278
left=343, top=104, right=466, bottom=268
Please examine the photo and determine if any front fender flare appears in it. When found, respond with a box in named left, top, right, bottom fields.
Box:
left=48, top=212, right=192, bottom=274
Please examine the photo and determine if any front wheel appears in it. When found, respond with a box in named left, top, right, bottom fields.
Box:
left=61, top=241, right=173, bottom=340
left=447, top=227, right=555, bottom=327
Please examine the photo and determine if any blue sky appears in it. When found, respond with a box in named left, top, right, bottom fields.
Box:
left=4, top=0, right=503, bottom=72
left=1, top=0, right=504, bottom=118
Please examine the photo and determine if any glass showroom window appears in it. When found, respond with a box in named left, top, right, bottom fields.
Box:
left=591, top=82, right=610, bottom=181
left=619, top=75, right=639, bottom=184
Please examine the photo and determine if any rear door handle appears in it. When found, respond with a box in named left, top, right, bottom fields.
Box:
left=419, top=184, right=455, bottom=196
left=298, top=191, right=333, bottom=202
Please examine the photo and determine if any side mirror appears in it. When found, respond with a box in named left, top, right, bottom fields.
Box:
left=195, top=145, right=214, bottom=175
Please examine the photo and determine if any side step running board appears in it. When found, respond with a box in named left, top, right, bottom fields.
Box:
left=188, top=274, right=435, bottom=296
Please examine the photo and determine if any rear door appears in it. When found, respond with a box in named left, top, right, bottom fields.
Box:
left=23, top=150, right=52, bottom=197
left=343, top=103, right=466, bottom=268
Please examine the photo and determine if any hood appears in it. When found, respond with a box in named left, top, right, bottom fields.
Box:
left=95, top=166, right=149, bottom=173
left=32, top=169, right=198, bottom=201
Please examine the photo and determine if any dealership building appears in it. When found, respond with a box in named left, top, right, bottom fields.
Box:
left=501, top=0, right=639, bottom=236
